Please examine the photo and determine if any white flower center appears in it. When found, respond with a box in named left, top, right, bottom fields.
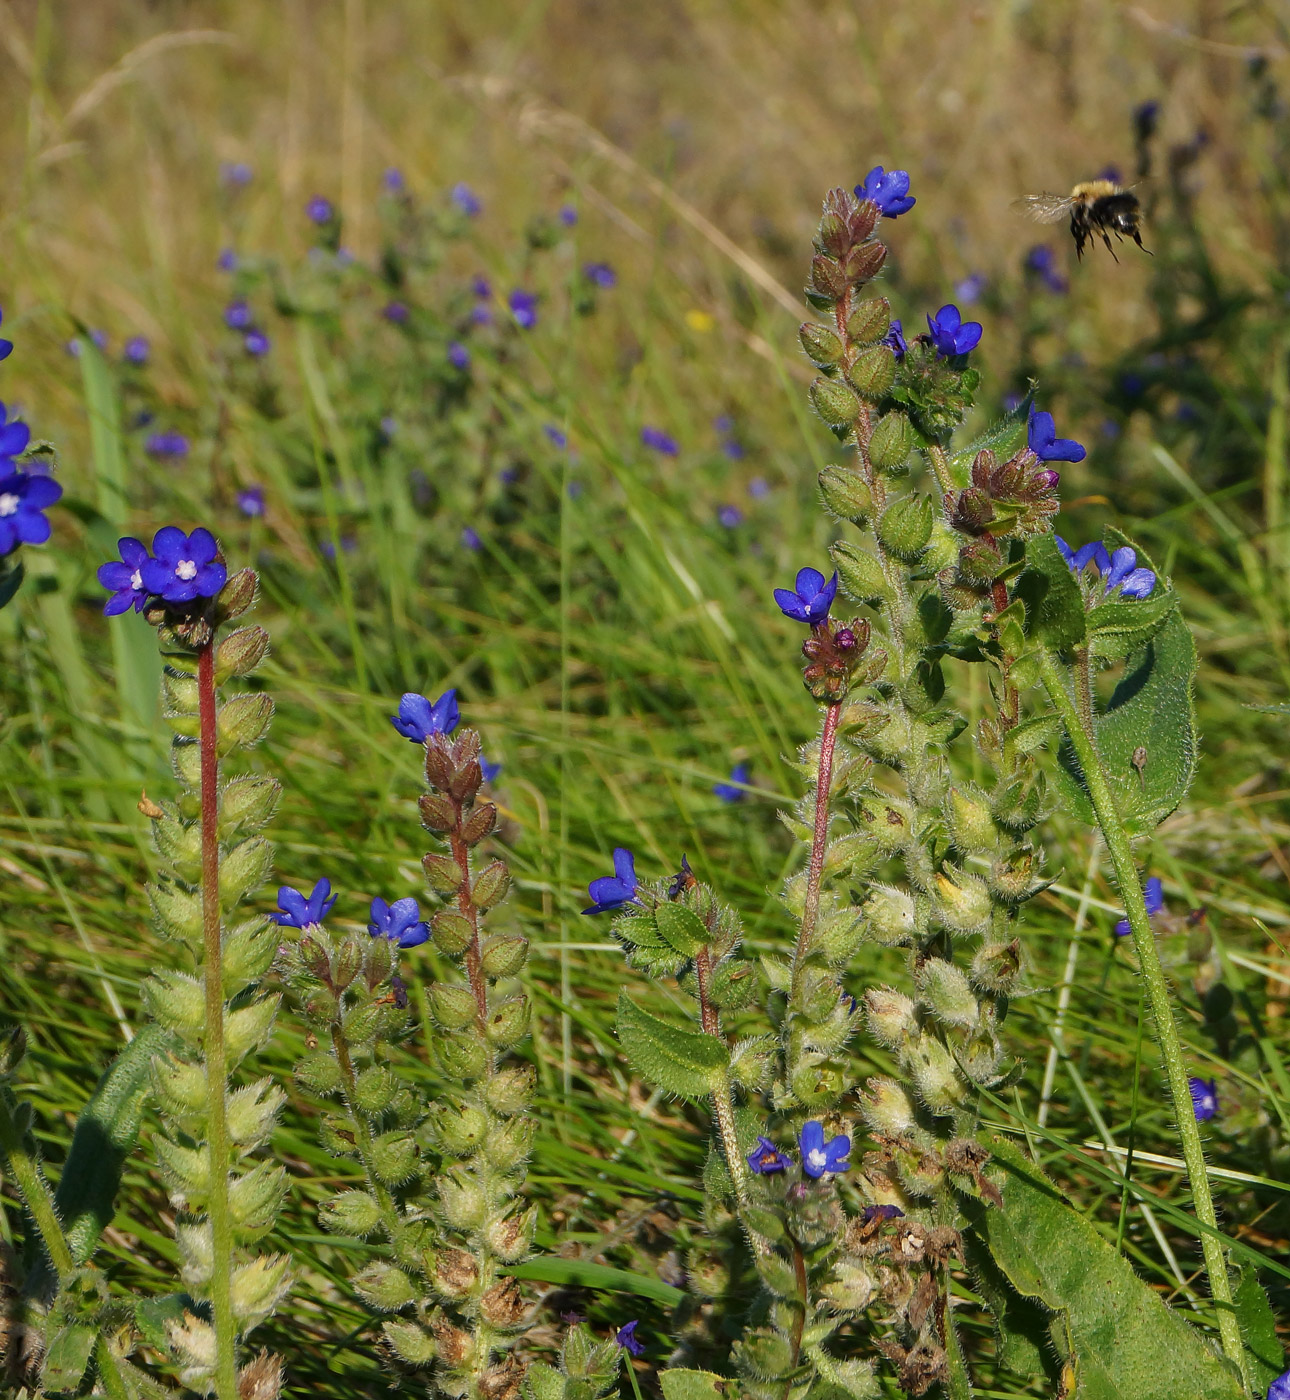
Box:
left=130, top=568, right=143, bottom=591
left=0, top=492, right=18, bottom=517
left=807, top=1147, right=828, bottom=1172
left=176, top=559, right=197, bottom=581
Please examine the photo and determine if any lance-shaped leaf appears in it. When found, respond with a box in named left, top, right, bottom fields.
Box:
left=1017, top=532, right=1087, bottom=652
left=659, top=1370, right=729, bottom=1400
left=965, top=1136, right=1244, bottom=1400
left=1233, top=1263, right=1284, bottom=1398
left=948, top=397, right=1030, bottom=482
left=615, top=993, right=728, bottom=1101
left=654, top=903, right=711, bottom=957
left=56, top=1023, right=169, bottom=1264
left=1054, top=608, right=1197, bottom=835
left=42, top=1323, right=97, bottom=1394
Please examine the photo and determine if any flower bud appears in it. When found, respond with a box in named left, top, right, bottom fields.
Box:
left=354, top=1261, right=418, bottom=1312
left=933, top=868, right=992, bottom=934
left=221, top=918, right=277, bottom=990
left=382, top=1320, right=437, bottom=1367
left=486, top=1205, right=537, bottom=1263
left=152, top=1052, right=208, bottom=1119
left=734, top=1328, right=794, bottom=1381
left=483, top=1114, right=535, bottom=1171
left=145, top=971, right=206, bottom=1036
left=988, top=848, right=1038, bottom=904
left=423, top=852, right=463, bottom=894
left=864, top=986, right=919, bottom=1047
left=860, top=1075, right=918, bottom=1135
left=844, top=239, right=887, bottom=282
left=353, top=1065, right=399, bottom=1116
left=876, top=494, right=934, bottom=563
left=970, top=939, right=1022, bottom=995
left=845, top=296, right=891, bottom=345
left=431, top=910, right=474, bottom=956
left=177, top=1219, right=214, bottom=1286
left=370, top=1130, right=418, bottom=1185
left=215, top=626, right=271, bottom=682
left=149, top=878, right=204, bottom=942
left=867, top=411, right=916, bottom=472
left=818, top=465, right=873, bottom=524
left=485, top=995, right=530, bottom=1048
left=486, top=1064, right=536, bottom=1114
left=218, top=837, right=274, bottom=912
left=810, top=376, right=861, bottom=428
left=218, top=776, right=281, bottom=838
left=809, top=253, right=849, bottom=299
left=363, top=935, right=393, bottom=990
left=435, top=1029, right=488, bottom=1080
left=799, top=321, right=845, bottom=368
left=216, top=567, right=258, bottom=621
left=915, top=959, right=979, bottom=1029
left=846, top=345, right=896, bottom=401
left=461, top=802, right=498, bottom=845
left=907, top=1036, right=967, bottom=1114
left=863, top=884, right=917, bottom=946
left=480, top=935, right=528, bottom=978
left=155, top=1134, right=211, bottom=1195
left=472, top=860, right=511, bottom=911
left=439, top=1170, right=487, bottom=1230
left=428, top=983, right=479, bottom=1029
left=226, top=1080, right=286, bottom=1149
left=296, top=1051, right=343, bottom=1095
left=321, top=1190, right=383, bottom=1237
left=708, top=958, right=757, bottom=1010
left=831, top=541, right=892, bottom=608
left=227, top=1160, right=288, bottom=1230
left=419, top=793, right=456, bottom=833
left=946, top=786, right=996, bottom=853
left=331, top=938, right=363, bottom=993
left=430, top=1101, right=489, bottom=1156
left=480, top=1278, right=527, bottom=1330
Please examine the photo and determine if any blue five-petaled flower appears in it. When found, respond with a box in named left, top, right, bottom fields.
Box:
left=615, top=1320, right=645, bottom=1357
left=273, top=878, right=337, bottom=929
left=367, top=896, right=430, bottom=949
left=0, top=471, right=61, bottom=558
left=97, top=537, right=153, bottom=615
left=884, top=319, right=907, bottom=360
left=583, top=848, right=638, bottom=915
left=1028, top=405, right=1086, bottom=463
left=800, top=1120, right=850, bottom=1177
left=1189, top=1076, right=1218, bottom=1123
left=391, top=690, right=460, bottom=742
left=0, top=307, right=14, bottom=360
left=0, top=402, right=32, bottom=472
left=855, top=166, right=916, bottom=218
left=713, top=761, right=751, bottom=804
left=746, top=1135, right=792, bottom=1175
left=1055, top=538, right=1156, bottom=600
left=1113, top=875, right=1164, bottom=937
left=1267, top=1369, right=1290, bottom=1400
left=774, top=567, right=838, bottom=626
left=926, top=304, right=983, bottom=358
left=140, top=526, right=227, bottom=604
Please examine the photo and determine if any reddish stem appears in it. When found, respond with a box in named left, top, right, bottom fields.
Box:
left=794, top=701, right=841, bottom=977
left=449, top=805, right=488, bottom=1028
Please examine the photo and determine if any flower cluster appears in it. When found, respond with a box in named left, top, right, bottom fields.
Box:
left=0, top=312, right=62, bottom=567
left=746, top=1121, right=850, bottom=1177
left=1056, top=537, right=1156, bottom=599
left=98, top=527, right=228, bottom=614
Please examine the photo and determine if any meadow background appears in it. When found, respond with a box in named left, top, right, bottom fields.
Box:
left=1, top=0, right=1290, bottom=1394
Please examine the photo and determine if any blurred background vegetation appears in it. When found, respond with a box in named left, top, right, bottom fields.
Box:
left=2, top=1, right=1290, bottom=1394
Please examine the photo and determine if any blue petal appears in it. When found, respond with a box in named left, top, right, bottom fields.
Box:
left=1118, top=568, right=1155, bottom=598
left=1103, top=546, right=1137, bottom=590
left=612, top=848, right=637, bottom=886
left=794, top=566, right=825, bottom=598
left=1054, top=536, right=1074, bottom=565
left=1143, top=877, right=1164, bottom=915
left=774, top=588, right=809, bottom=622
left=1044, top=436, right=1086, bottom=463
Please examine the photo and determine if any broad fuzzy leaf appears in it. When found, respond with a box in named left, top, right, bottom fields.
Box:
left=948, top=397, right=1030, bottom=483
left=615, top=992, right=728, bottom=1101
left=967, top=1137, right=1244, bottom=1400
left=659, top=1369, right=729, bottom=1400
left=1055, top=609, right=1198, bottom=835
left=1086, top=528, right=1176, bottom=661
left=654, top=903, right=711, bottom=957
left=1017, top=532, right=1087, bottom=651
left=1233, top=1264, right=1284, bottom=1397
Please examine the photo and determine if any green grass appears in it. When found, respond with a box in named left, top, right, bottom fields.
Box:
left=2, top=2, right=1290, bottom=1394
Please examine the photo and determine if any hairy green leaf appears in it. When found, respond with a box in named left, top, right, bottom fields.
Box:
left=948, top=397, right=1030, bottom=482
left=1233, top=1263, right=1283, bottom=1397
left=659, top=1369, right=729, bottom=1400
left=653, top=903, right=710, bottom=957
left=967, top=1137, right=1244, bottom=1400
left=1086, top=528, right=1176, bottom=661
left=42, top=1323, right=97, bottom=1393
left=1017, top=532, right=1087, bottom=651
left=507, top=1256, right=684, bottom=1306
left=615, top=992, right=728, bottom=1101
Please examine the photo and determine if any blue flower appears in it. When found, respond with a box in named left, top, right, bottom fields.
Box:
left=141, top=526, right=227, bottom=604
left=884, top=319, right=907, bottom=360
left=461, top=526, right=482, bottom=551
left=1028, top=406, right=1086, bottom=463
left=382, top=167, right=405, bottom=193
left=383, top=301, right=410, bottom=324
left=391, top=690, right=460, bottom=742
left=123, top=336, right=150, bottom=366
left=640, top=426, right=679, bottom=456
left=90, top=329, right=108, bottom=350
left=558, top=204, right=578, bottom=226
left=145, top=431, right=190, bottom=460
left=954, top=273, right=986, bottom=304
left=0, top=403, right=31, bottom=471
left=306, top=195, right=334, bottom=224
left=225, top=300, right=252, bottom=330
left=0, top=308, right=14, bottom=361
left=1025, top=244, right=1068, bottom=294
left=481, top=756, right=502, bottom=783
left=747, top=1135, right=792, bottom=1174
left=368, top=896, right=430, bottom=949
left=222, top=161, right=253, bottom=188
left=774, top=566, right=837, bottom=625
left=718, top=505, right=743, bottom=528
left=544, top=425, right=568, bottom=449
left=583, top=848, right=638, bottom=915
left=237, top=486, right=266, bottom=518
left=472, top=276, right=491, bottom=299
left=447, top=341, right=471, bottom=371
left=1113, top=875, right=1164, bottom=937
left=0, top=469, right=60, bottom=558
left=244, top=330, right=271, bottom=357
left=748, top=477, right=770, bottom=499
left=97, top=536, right=152, bottom=615
left=273, top=878, right=337, bottom=929
left=861, top=1203, right=904, bottom=1225
left=713, top=415, right=735, bottom=433
left=615, top=1320, right=645, bottom=1357
left=721, top=438, right=745, bottom=460
left=1267, top=1369, right=1290, bottom=1400
left=800, top=1120, right=850, bottom=1177
left=1188, top=1076, right=1218, bottom=1122
left=583, top=261, right=616, bottom=288
left=926, top=304, right=982, bottom=358
left=713, top=761, right=750, bottom=804
left=217, top=248, right=238, bottom=273
left=855, top=165, right=916, bottom=218
left=509, top=290, right=538, bottom=329
left=451, top=183, right=482, bottom=217
left=1103, top=545, right=1156, bottom=598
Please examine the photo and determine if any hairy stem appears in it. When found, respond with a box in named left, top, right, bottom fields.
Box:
left=329, top=1024, right=404, bottom=1242
left=94, top=1336, right=131, bottom=1400
left=792, top=701, right=841, bottom=986
left=0, top=1091, right=74, bottom=1280
left=925, top=441, right=956, bottom=498
left=449, top=807, right=489, bottom=1034
left=198, top=642, right=239, bottom=1400
left=1073, top=645, right=1095, bottom=738
left=695, top=950, right=754, bottom=1219
left=1038, top=648, right=1242, bottom=1368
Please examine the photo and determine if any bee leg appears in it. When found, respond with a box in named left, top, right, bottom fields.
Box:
left=1132, top=229, right=1154, bottom=256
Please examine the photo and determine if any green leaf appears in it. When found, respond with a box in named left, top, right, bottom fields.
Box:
left=42, top=1323, right=97, bottom=1393
left=961, top=1229, right=1060, bottom=1387
left=1017, top=533, right=1087, bottom=651
left=653, top=903, right=710, bottom=957
left=1233, top=1263, right=1283, bottom=1397
left=56, top=1024, right=169, bottom=1264
left=1086, top=528, right=1176, bottom=661
left=135, top=1293, right=197, bottom=1353
left=506, top=1256, right=684, bottom=1306
left=614, top=913, right=669, bottom=950
left=967, top=1137, right=1244, bottom=1400
left=1055, top=610, right=1198, bottom=835
left=615, top=992, right=728, bottom=1101
left=659, top=1369, right=730, bottom=1400
left=0, top=556, right=23, bottom=611
left=948, top=397, right=1030, bottom=483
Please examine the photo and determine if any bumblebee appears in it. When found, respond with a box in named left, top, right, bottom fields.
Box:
left=1018, top=180, right=1150, bottom=261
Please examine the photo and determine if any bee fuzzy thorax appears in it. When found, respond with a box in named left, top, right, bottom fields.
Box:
left=1069, top=179, right=1122, bottom=201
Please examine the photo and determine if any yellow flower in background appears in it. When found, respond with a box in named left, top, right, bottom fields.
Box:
left=685, top=309, right=714, bottom=333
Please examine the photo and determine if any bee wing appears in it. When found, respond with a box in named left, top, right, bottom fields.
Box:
left=1015, top=193, right=1075, bottom=224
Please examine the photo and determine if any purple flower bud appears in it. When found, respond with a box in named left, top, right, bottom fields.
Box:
left=123, top=336, right=150, bottom=366
left=718, top=505, right=743, bottom=528
left=382, top=300, right=410, bottom=324
left=508, top=289, right=538, bottom=330
left=225, top=300, right=253, bottom=330
left=382, top=167, right=405, bottom=193
left=640, top=426, right=679, bottom=456
left=244, top=330, right=271, bottom=357
left=583, top=261, right=616, bottom=288
left=450, top=183, right=482, bottom=217
left=558, top=204, right=578, bottom=226
left=884, top=319, right=908, bottom=360
left=306, top=195, right=334, bottom=224
left=461, top=526, right=482, bottom=551
left=237, top=486, right=266, bottom=518
left=217, top=248, right=238, bottom=272
left=447, top=341, right=471, bottom=371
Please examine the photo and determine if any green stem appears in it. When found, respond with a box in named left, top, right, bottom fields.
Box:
left=1038, top=648, right=1243, bottom=1371
left=0, top=1090, right=74, bottom=1280
left=925, top=441, right=956, bottom=498
left=695, top=950, right=756, bottom=1225
left=330, top=1024, right=405, bottom=1247
left=95, top=1335, right=131, bottom=1400
left=791, top=700, right=841, bottom=990
left=197, top=641, right=239, bottom=1400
